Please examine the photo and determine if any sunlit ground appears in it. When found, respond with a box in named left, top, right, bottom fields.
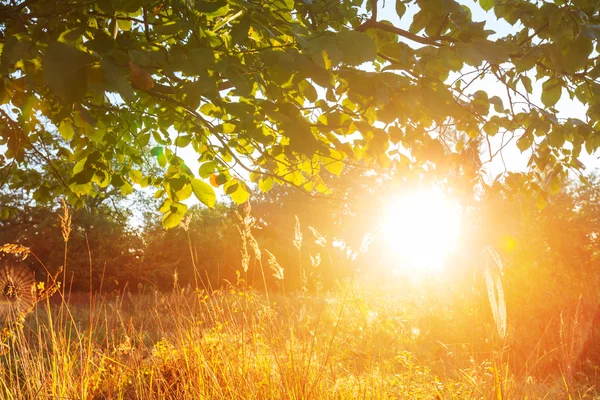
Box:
left=381, top=187, right=461, bottom=278
left=2, top=183, right=598, bottom=399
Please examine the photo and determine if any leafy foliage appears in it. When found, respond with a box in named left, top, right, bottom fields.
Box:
left=0, top=0, right=599, bottom=226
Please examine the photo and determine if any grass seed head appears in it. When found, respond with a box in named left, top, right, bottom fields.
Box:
left=59, top=198, right=72, bottom=243
left=293, top=215, right=302, bottom=251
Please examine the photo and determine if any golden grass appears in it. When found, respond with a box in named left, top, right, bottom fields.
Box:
left=0, top=284, right=594, bottom=399
left=0, top=203, right=597, bottom=399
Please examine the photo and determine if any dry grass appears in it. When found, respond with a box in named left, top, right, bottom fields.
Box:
left=0, top=284, right=594, bottom=399
left=0, top=203, right=597, bottom=399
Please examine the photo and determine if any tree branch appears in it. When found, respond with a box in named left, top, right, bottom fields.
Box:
left=0, top=109, right=70, bottom=190
left=355, top=19, right=457, bottom=47
left=13, top=0, right=38, bottom=13
left=370, top=0, right=377, bottom=22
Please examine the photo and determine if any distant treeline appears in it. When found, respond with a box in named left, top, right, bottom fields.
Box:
left=0, top=187, right=357, bottom=293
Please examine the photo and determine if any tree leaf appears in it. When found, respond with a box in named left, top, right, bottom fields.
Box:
left=43, top=42, right=93, bottom=102
left=230, top=184, right=250, bottom=204
left=191, top=178, right=216, bottom=208
left=128, top=169, right=143, bottom=184
left=489, top=96, right=504, bottom=113
left=162, top=208, right=185, bottom=229
left=480, top=0, right=494, bottom=12
left=516, top=130, right=533, bottom=152
left=2, top=0, right=597, bottom=217
left=322, top=155, right=344, bottom=176
left=520, top=75, right=532, bottom=94
left=395, top=0, right=407, bottom=18
left=101, top=57, right=135, bottom=102
left=299, top=80, right=318, bottom=102
left=199, top=161, right=217, bottom=178
left=58, top=121, right=75, bottom=141
left=129, top=61, right=154, bottom=90
left=258, top=177, right=274, bottom=192
left=337, top=31, right=377, bottom=66
left=71, top=168, right=95, bottom=184
left=175, top=135, right=192, bottom=147
left=541, top=78, right=562, bottom=108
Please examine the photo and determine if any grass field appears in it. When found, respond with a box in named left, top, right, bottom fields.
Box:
left=0, top=203, right=598, bottom=399
left=0, top=280, right=597, bottom=399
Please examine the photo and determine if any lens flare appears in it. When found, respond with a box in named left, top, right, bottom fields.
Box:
left=381, top=188, right=461, bottom=276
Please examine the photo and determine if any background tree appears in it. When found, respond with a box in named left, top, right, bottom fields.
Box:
left=141, top=203, right=242, bottom=291
left=0, top=190, right=145, bottom=291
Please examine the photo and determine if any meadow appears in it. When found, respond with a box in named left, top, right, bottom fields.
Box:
left=0, top=280, right=597, bottom=399
left=0, top=202, right=598, bottom=400
left=0, top=198, right=600, bottom=400
left=0, top=188, right=600, bottom=400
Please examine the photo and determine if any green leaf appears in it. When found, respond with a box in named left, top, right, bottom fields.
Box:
left=71, top=168, right=95, bottom=184
left=489, top=96, right=504, bottom=113
left=520, top=75, right=532, bottom=94
left=583, top=24, right=600, bottom=40
left=93, top=170, right=111, bottom=188
left=191, top=178, right=216, bottom=208
left=395, top=0, right=407, bottom=18
left=157, top=153, right=167, bottom=167
left=151, top=146, right=167, bottom=167
left=58, top=121, right=75, bottom=141
left=128, top=169, right=143, bottom=184
left=225, top=182, right=238, bottom=195
left=174, top=183, right=192, bottom=201
left=459, top=39, right=510, bottom=66
left=480, top=0, right=494, bottom=11
left=563, top=36, right=593, bottom=74
left=322, top=154, right=344, bottom=176
left=159, top=198, right=172, bottom=213
left=225, top=62, right=252, bottom=97
left=162, top=202, right=188, bottom=229
left=73, top=157, right=87, bottom=174
left=100, top=57, right=135, bottom=102
left=85, top=32, right=115, bottom=54
left=3, top=0, right=597, bottom=216
left=199, top=161, right=217, bottom=178
left=299, top=80, right=318, bottom=103
left=195, top=0, right=229, bottom=16
left=150, top=146, right=163, bottom=157
left=116, top=16, right=133, bottom=32
left=541, top=78, right=562, bottom=108
left=272, top=0, right=294, bottom=11
left=230, top=184, right=250, bottom=204
left=175, top=135, right=192, bottom=147
left=471, top=90, right=490, bottom=115
left=120, top=181, right=133, bottom=195
left=337, top=31, right=377, bottom=66
left=516, top=47, right=542, bottom=73
left=258, top=177, right=274, bottom=192
left=43, top=42, right=93, bottom=102
left=516, top=131, right=533, bottom=152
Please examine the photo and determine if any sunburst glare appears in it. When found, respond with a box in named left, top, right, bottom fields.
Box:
left=381, top=187, right=461, bottom=276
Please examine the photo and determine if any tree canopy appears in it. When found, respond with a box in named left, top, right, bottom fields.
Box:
left=1, top=0, right=599, bottom=227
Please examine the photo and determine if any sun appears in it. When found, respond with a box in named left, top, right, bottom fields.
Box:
left=380, top=187, right=461, bottom=276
